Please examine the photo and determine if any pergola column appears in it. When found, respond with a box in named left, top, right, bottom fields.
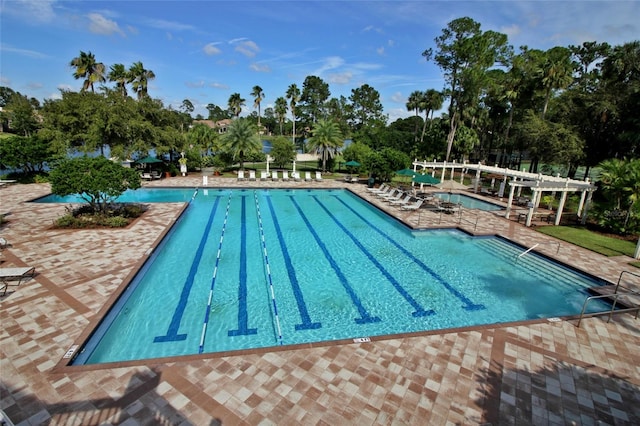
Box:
left=505, top=182, right=517, bottom=219
left=555, top=190, right=568, bottom=225
left=581, top=191, right=593, bottom=225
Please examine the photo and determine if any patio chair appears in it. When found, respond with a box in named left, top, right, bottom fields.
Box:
left=237, top=170, right=245, bottom=181
left=305, top=172, right=313, bottom=181
left=315, top=171, right=323, bottom=181
left=292, top=172, right=301, bottom=181
left=140, top=172, right=153, bottom=181
left=377, top=188, right=399, bottom=199
left=385, top=191, right=405, bottom=203
left=271, top=171, right=280, bottom=181
left=260, top=171, right=269, bottom=181
left=367, top=183, right=388, bottom=193
left=390, top=194, right=412, bottom=206
left=248, top=170, right=256, bottom=181
left=1, top=266, right=36, bottom=296
left=401, top=199, right=424, bottom=211
left=282, top=171, right=290, bottom=181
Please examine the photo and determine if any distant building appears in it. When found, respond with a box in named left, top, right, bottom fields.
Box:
left=192, top=119, right=232, bottom=134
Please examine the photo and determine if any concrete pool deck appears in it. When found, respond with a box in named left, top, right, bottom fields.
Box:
left=1, top=175, right=638, bottom=425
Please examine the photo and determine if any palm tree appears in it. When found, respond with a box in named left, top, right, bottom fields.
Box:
left=307, top=119, right=343, bottom=172
left=128, top=62, right=155, bottom=99
left=221, top=118, right=262, bottom=170
left=70, top=51, right=106, bottom=93
left=286, top=83, right=300, bottom=142
left=538, top=47, right=574, bottom=119
left=406, top=90, right=423, bottom=144
left=108, top=63, right=129, bottom=97
left=420, top=89, right=444, bottom=143
left=274, top=96, right=288, bottom=135
left=251, top=85, right=264, bottom=130
left=228, top=93, right=245, bottom=118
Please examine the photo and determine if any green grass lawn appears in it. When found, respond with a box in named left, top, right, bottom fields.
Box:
left=536, top=225, right=638, bottom=258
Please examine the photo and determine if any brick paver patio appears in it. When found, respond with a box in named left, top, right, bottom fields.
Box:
left=1, top=175, right=638, bottom=425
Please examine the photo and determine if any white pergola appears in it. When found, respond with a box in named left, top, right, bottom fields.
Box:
left=412, top=160, right=597, bottom=227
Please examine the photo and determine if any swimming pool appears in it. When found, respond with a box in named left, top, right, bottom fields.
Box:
left=433, top=192, right=503, bottom=211
left=43, top=188, right=610, bottom=365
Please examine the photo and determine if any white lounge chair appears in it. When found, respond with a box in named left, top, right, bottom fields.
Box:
left=315, top=171, right=323, bottom=181
left=1, top=266, right=36, bottom=296
left=292, top=172, right=301, bottom=181
left=271, top=171, right=280, bottom=181
left=282, top=170, right=290, bottom=181
left=140, top=172, right=153, bottom=181
left=390, top=194, right=412, bottom=206
left=367, top=183, right=388, bottom=193
left=377, top=188, right=399, bottom=199
left=248, top=170, right=256, bottom=181
left=385, top=191, right=405, bottom=203
left=305, top=172, right=313, bottom=181
left=260, top=171, right=269, bottom=180
left=401, top=199, right=424, bottom=211
left=237, top=170, right=245, bottom=181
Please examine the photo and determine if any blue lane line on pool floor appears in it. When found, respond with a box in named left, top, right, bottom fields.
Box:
left=289, top=197, right=380, bottom=324
left=154, top=196, right=222, bottom=343
left=198, top=193, right=232, bottom=353
left=229, top=195, right=258, bottom=336
left=333, top=195, right=485, bottom=311
left=265, top=195, right=322, bottom=331
left=311, top=196, right=434, bottom=318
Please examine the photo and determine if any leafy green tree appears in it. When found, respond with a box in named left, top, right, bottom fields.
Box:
left=70, top=51, right=106, bottom=93
left=274, top=96, right=288, bottom=135
left=206, top=103, right=230, bottom=121
left=341, top=141, right=373, bottom=173
left=364, top=147, right=411, bottom=182
left=348, top=84, right=386, bottom=131
left=180, top=99, right=194, bottom=115
left=4, top=92, right=39, bottom=136
left=269, top=136, right=296, bottom=168
left=187, top=123, right=219, bottom=157
left=251, top=85, right=264, bottom=130
left=420, top=89, right=444, bottom=144
left=0, top=135, right=53, bottom=173
left=128, top=61, right=155, bottom=99
left=228, top=93, right=245, bottom=118
left=220, top=118, right=261, bottom=170
left=49, top=156, right=141, bottom=213
left=597, top=158, right=640, bottom=233
left=306, top=119, right=343, bottom=172
left=300, top=75, right=330, bottom=125
left=423, top=17, right=511, bottom=161
left=0, top=86, right=16, bottom=107
left=108, top=63, right=129, bottom=97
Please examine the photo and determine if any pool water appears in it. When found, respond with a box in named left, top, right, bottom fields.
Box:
left=57, top=188, right=610, bottom=365
left=433, top=192, right=503, bottom=211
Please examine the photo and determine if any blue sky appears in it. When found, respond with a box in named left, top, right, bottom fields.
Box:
left=1, top=1, right=639, bottom=122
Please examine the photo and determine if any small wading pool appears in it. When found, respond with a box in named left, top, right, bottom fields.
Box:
left=432, top=192, right=503, bottom=211
left=36, top=188, right=610, bottom=365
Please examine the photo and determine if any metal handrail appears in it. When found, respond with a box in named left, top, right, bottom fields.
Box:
left=576, top=290, right=640, bottom=327
left=514, top=241, right=561, bottom=262
left=616, top=270, right=640, bottom=293
left=458, top=210, right=479, bottom=231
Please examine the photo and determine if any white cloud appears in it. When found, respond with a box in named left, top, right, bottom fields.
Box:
left=234, top=40, right=259, bottom=58
left=377, top=46, right=385, bottom=55
left=209, top=82, right=229, bottom=90
left=2, top=0, right=56, bottom=23
left=390, top=92, right=405, bottom=103
left=0, top=43, right=48, bottom=59
left=500, top=24, right=521, bottom=38
left=88, top=13, right=125, bottom=37
left=312, top=56, right=345, bottom=75
left=185, top=81, right=205, bottom=88
left=142, top=17, right=196, bottom=32
left=0, top=76, right=11, bottom=85
left=203, top=43, right=222, bottom=56
left=250, top=63, right=271, bottom=73
left=327, top=72, right=352, bottom=85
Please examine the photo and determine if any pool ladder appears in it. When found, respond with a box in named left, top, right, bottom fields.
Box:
left=577, top=271, right=640, bottom=327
